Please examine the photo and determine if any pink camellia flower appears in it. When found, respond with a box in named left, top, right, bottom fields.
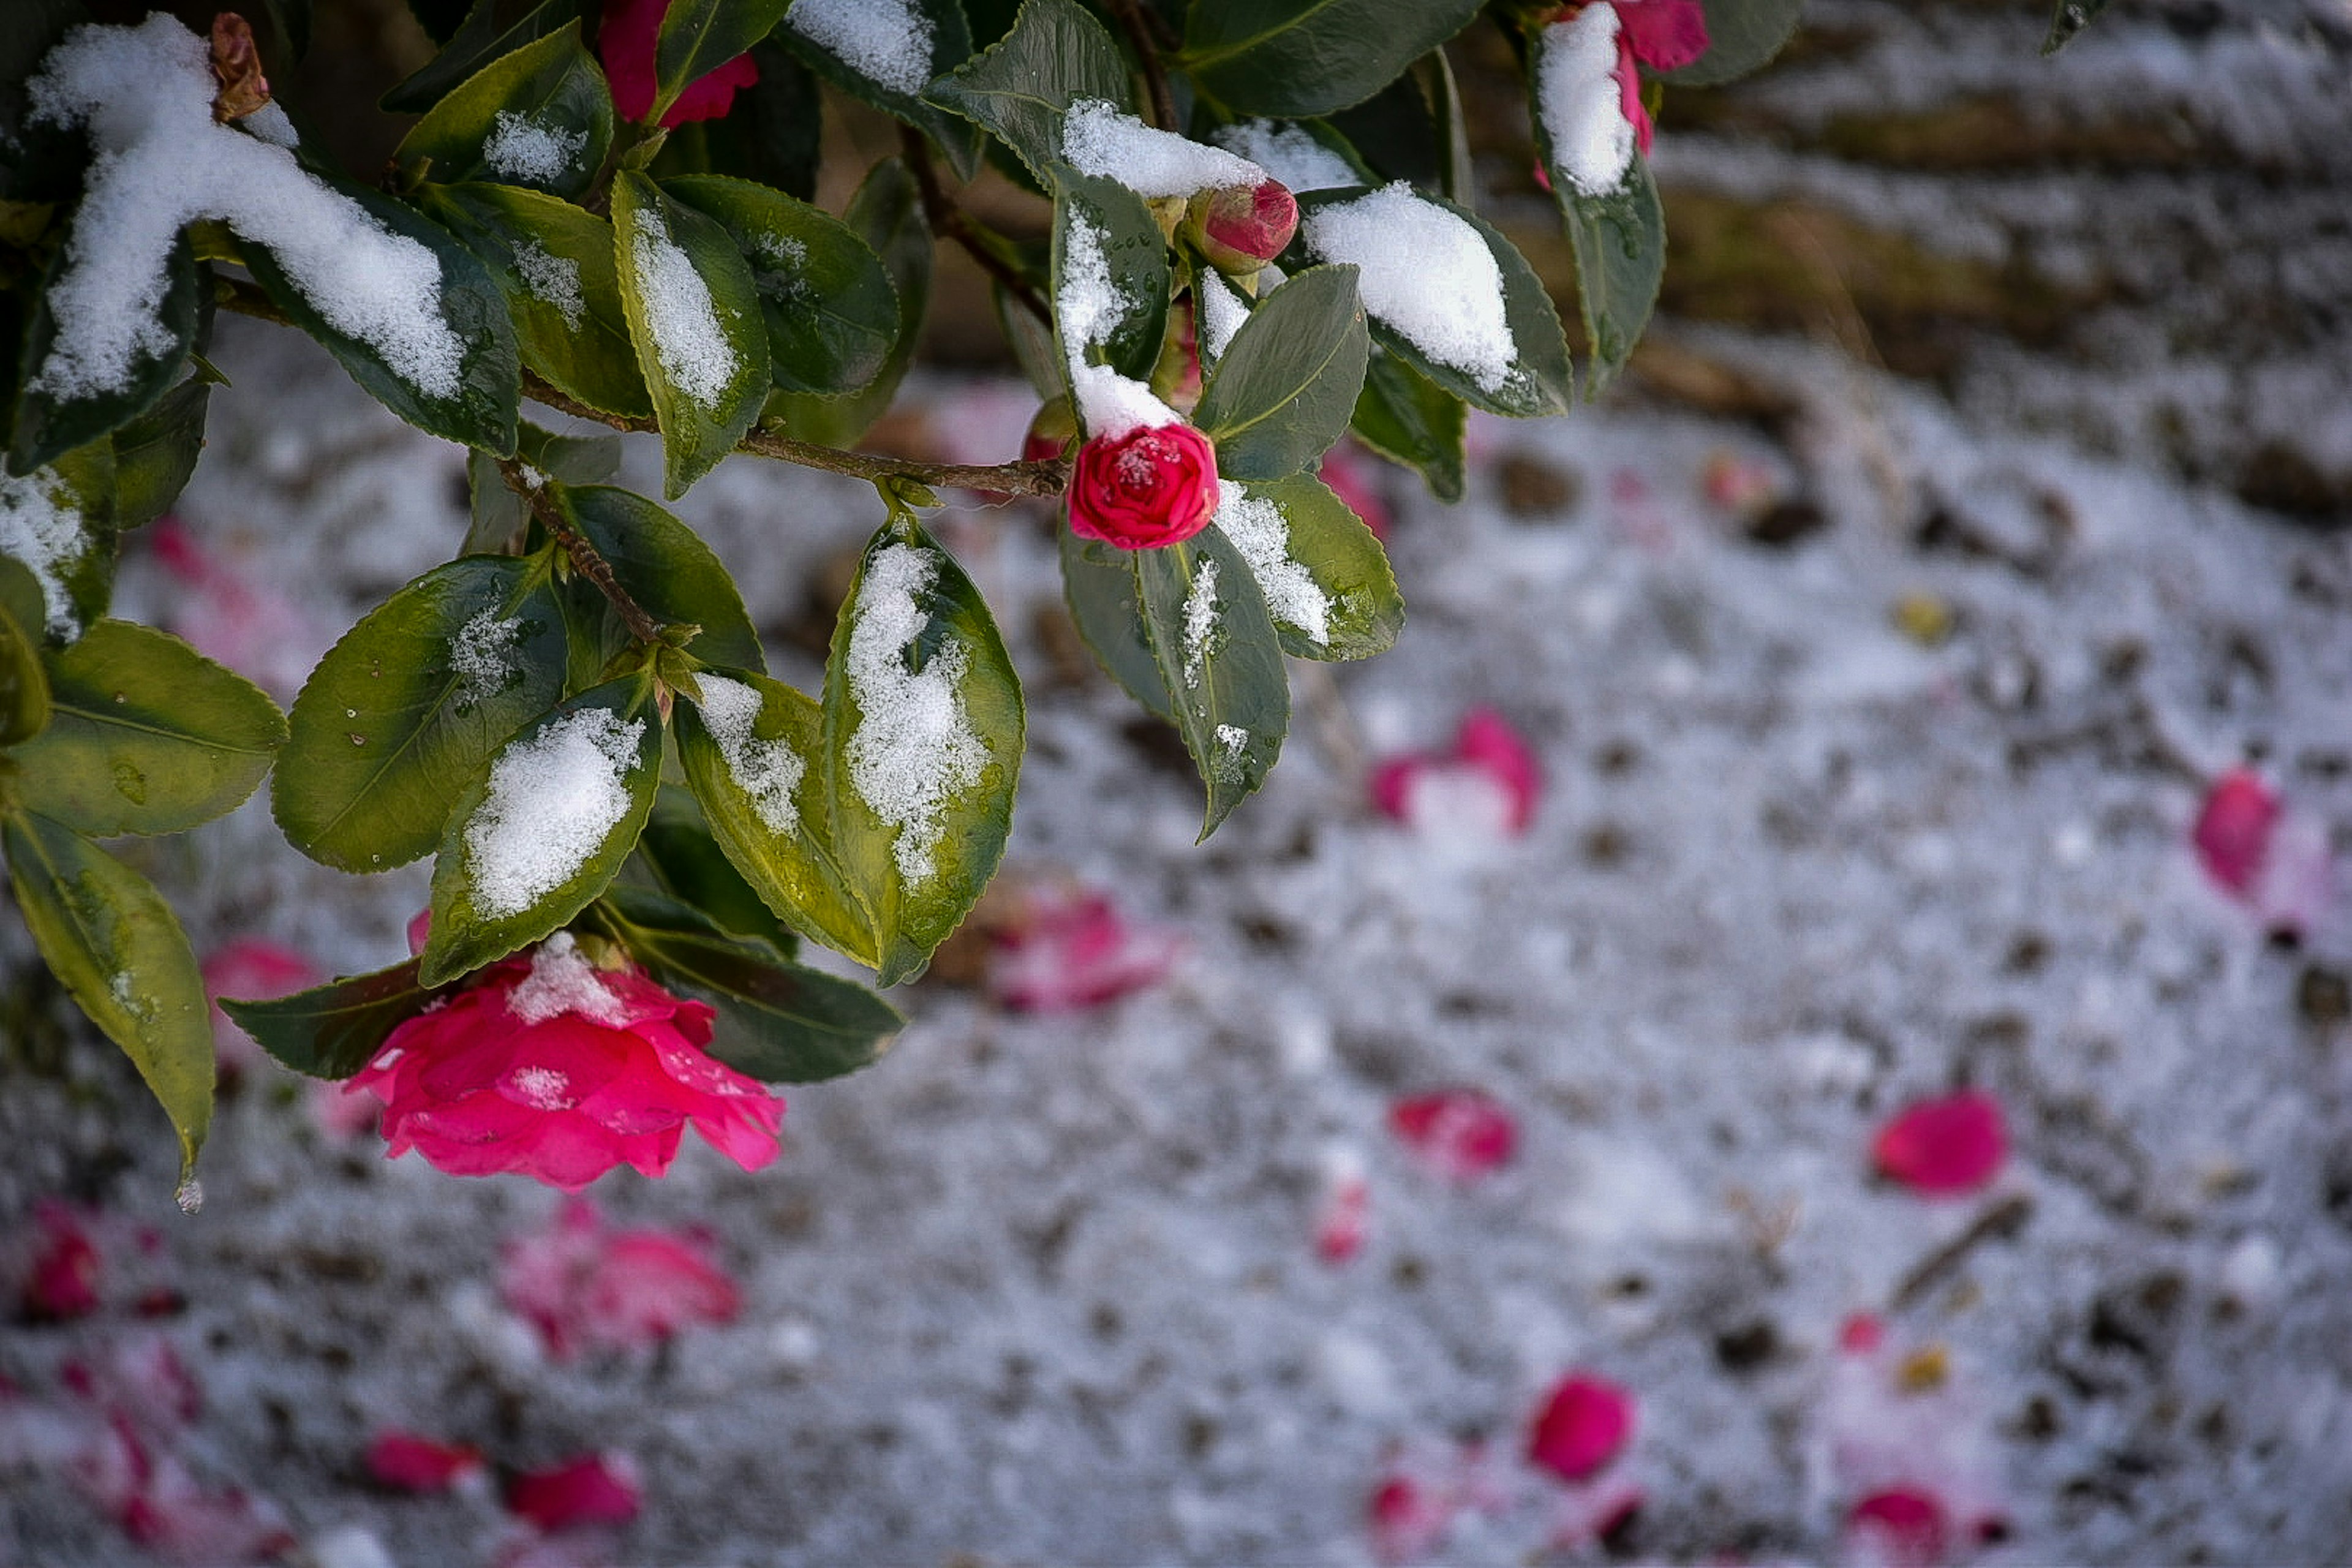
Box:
left=599, top=0, right=758, bottom=127
left=1579, top=0, right=1709, bottom=156
left=1370, top=707, right=1544, bottom=840
left=1388, top=1089, right=1518, bottom=1183
left=201, top=938, right=320, bottom=1080
left=22, top=1200, right=103, bottom=1322
left=1066, top=423, right=1221, bottom=549
left=345, top=931, right=783, bottom=1192
left=1871, top=1091, right=2005, bottom=1196
left=500, top=1197, right=741, bottom=1360
left=505, top=1452, right=643, bottom=1532
left=986, top=886, right=1186, bottom=1012
left=1185, top=178, right=1299, bottom=276
left=1526, top=1372, right=1636, bottom=1482
left=1848, top=1486, right=1950, bottom=1568
left=366, top=1430, right=486, bottom=1494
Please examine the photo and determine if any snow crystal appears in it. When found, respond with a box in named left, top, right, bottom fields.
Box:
left=514, top=240, right=584, bottom=331
left=28, top=16, right=463, bottom=401
left=1536, top=6, right=1634, bottom=197
left=1061, top=99, right=1264, bottom=200
left=239, top=103, right=298, bottom=148
left=1058, top=213, right=1178, bottom=437
left=1197, top=270, right=1248, bottom=365
left=1215, top=722, right=1247, bottom=755
left=845, top=545, right=987, bottom=884
left=1210, top=120, right=1359, bottom=194
left=0, top=468, right=88, bottom=638
left=463, top=706, right=646, bottom=918
left=1215, top=481, right=1327, bottom=646
left=1181, top=558, right=1220, bottom=690
left=630, top=212, right=737, bottom=406
left=695, top=674, right=805, bottom=835
left=785, top=0, right=935, bottom=96
left=481, top=110, right=587, bottom=186
left=507, top=930, right=629, bottom=1026
left=1302, top=182, right=1514, bottom=393
left=449, top=608, right=522, bottom=706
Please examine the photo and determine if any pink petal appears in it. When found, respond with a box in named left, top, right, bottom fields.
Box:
left=1613, top=0, right=1710, bottom=70
left=1452, top=709, right=1542, bottom=831
left=660, top=50, right=756, bottom=127
left=1871, top=1091, right=2005, bottom=1196
left=505, top=1452, right=643, bottom=1531
left=1319, top=442, right=1393, bottom=542
left=366, top=1430, right=484, bottom=1493
left=1314, top=1150, right=1370, bottom=1265
left=1839, top=1311, right=1887, bottom=1357
left=1849, top=1485, right=1950, bottom=1568
left=22, top=1200, right=103, bottom=1322
left=2194, top=767, right=2279, bottom=897
left=987, top=888, right=1186, bottom=1012
left=1389, top=1089, right=1518, bottom=1183
left=1526, top=1373, right=1636, bottom=1482
left=1368, top=1472, right=1457, bottom=1564
left=1612, top=29, right=1654, bottom=157
left=1370, top=710, right=1542, bottom=840
left=501, top=1199, right=742, bottom=1359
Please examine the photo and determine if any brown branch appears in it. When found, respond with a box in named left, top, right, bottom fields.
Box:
left=496, top=456, right=663, bottom=643
left=1100, top=0, right=1178, bottom=131
left=213, top=276, right=1072, bottom=498
left=898, top=127, right=1052, bottom=326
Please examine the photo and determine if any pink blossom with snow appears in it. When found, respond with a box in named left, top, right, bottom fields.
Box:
left=2192, top=766, right=2333, bottom=935
left=500, top=1196, right=741, bottom=1360
left=1370, top=707, right=1543, bottom=840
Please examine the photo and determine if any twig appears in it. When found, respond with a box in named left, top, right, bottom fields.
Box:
left=899, top=128, right=1052, bottom=326
left=1888, top=1193, right=2034, bottom=1311
left=213, top=277, right=1072, bottom=497
left=1100, top=0, right=1178, bottom=131
left=496, top=456, right=663, bottom=643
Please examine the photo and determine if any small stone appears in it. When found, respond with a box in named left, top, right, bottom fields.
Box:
left=1498, top=452, right=1580, bottom=519
left=1744, top=497, right=1828, bottom=547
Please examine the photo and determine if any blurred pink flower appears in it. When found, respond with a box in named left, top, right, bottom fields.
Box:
left=1321, top=442, right=1393, bottom=541
left=505, top=1452, right=643, bottom=1532
left=1371, top=708, right=1542, bottom=840
left=1389, top=1089, right=1518, bottom=1183
left=148, top=515, right=317, bottom=699
left=1847, top=1486, right=1949, bottom=1568
left=1871, top=1091, right=2005, bottom=1196
left=1702, top=448, right=1785, bottom=518
left=1526, top=1373, right=1635, bottom=1483
left=502, top=1197, right=741, bottom=1360
left=21, top=1200, right=103, bottom=1322
left=201, top=938, right=320, bottom=1080
left=2192, top=767, right=2332, bottom=934
left=986, top=887, right=1186, bottom=1012
left=1366, top=1441, right=1508, bottom=1564
left=367, top=1429, right=487, bottom=1494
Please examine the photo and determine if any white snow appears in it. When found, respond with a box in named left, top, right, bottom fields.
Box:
left=845, top=545, right=987, bottom=884
left=1057, top=212, right=1179, bottom=437
left=513, top=240, right=584, bottom=331
left=785, top=0, right=936, bottom=96
left=1061, top=99, right=1265, bottom=200
left=1180, top=557, right=1219, bottom=690
left=239, top=103, right=298, bottom=148
left=1213, top=481, right=1327, bottom=646
left=1197, top=270, right=1248, bottom=366
left=28, top=16, right=464, bottom=402
left=0, top=467, right=89, bottom=638
left=1536, top=6, right=1636, bottom=197
left=462, top=706, right=646, bottom=918
left=629, top=211, right=737, bottom=406
left=505, top=930, right=629, bottom=1026
left=1210, top=120, right=1360, bottom=194
left=1302, top=182, right=1515, bottom=393
left=448, top=608, right=522, bottom=706
left=694, top=674, right=806, bottom=836
left=481, top=110, right=586, bottom=186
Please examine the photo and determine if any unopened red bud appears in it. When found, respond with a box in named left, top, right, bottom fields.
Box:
left=1185, top=178, right=1298, bottom=276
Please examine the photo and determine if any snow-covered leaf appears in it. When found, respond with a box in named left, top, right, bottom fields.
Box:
left=1179, top=0, right=1483, bottom=119
left=10, top=235, right=200, bottom=475
left=1052, top=167, right=1172, bottom=391
left=925, top=0, right=1131, bottom=186
left=394, top=20, right=612, bottom=198
left=636, top=782, right=800, bottom=956
left=1216, top=471, right=1401, bottom=660
left=778, top=0, right=982, bottom=179
left=1193, top=264, right=1369, bottom=481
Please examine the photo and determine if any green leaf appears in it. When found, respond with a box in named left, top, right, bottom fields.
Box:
left=611, top=170, right=769, bottom=498
left=652, top=0, right=796, bottom=124
left=109, top=378, right=211, bottom=531
left=1548, top=154, right=1664, bottom=395
left=2042, top=0, right=2108, bottom=55
left=1297, top=186, right=1573, bottom=419
left=394, top=20, right=612, bottom=198
left=763, top=159, right=929, bottom=448
left=1058, top=527, right=1175, bottom=720
left=3, top=811, right=212, bottom=1182
left=1192, top=263, right=1368, bottom=481
left=0, top=574, right=51, bottom=746
left=0, top=442, right=119, bottom=642
left=665, top=175, right=899, bottom=396
left=1319, top=58, right=1457, bottom=197
left=12, top=622, right=284, bottom=837
left=255, top=0, right=314, bottom=62
left=243, top=181, right=521, bottom=455
left=589, top=884, right=901, bottom=1082
left=778, top=0, right=984, bottom=179
left=559, top=483, right=766, bottom=673
left=407, top=0, right=473, bottom=46
left=1129, top=529, right=1287, bottom=836
left=220, top=958, right=436, bottom=1080
left=1218, top=471, right=1400, bottom=661
left=1050, top=167, right=1171, bottom=396
left=1351, top=345, right=1463, bottom=501
left=657, top=40, right=823, bottom=200
left=1180, top=0, right=1482, bottom=119
left=1662, top=0, right=1807, bottom=86
left=276, top=554, right=565, bottom=872
left=464, top=421, right=621, bottom=555
left=10, top=235, right=200, bottom=475
left=924, top=0, right=1132, bottom=186
left=385, top=0, right=586, bottom=115
left=637, top=783, right=799, bottom=955
left=421, top=676, right=663, bottom=985
left=424, top=181, right=650, bottom=420
left=820, top=519, right=1022, bottom=985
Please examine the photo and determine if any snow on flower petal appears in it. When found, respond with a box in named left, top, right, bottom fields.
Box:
left=1537, top=6, right=1637, bottom=196
left=1388, top=1089, right=1518, bottom=1182
left=1871, top=1091, right=2005, bottom=1196
left=500, top=1197, right=741, bottom=1360
left=1526, top=1372, right=1636, bottom=1482
left=1848, top=1485, right=1951, bottom=1568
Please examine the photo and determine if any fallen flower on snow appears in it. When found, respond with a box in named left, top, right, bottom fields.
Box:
left=2193, top=766, right=2333, bottom=935
left=501, top=1196, right=741, bottom=1360
left=505, top=1451, right=644, bottom=1532
left=202, top=937, right=320, bottom=1079
left=366, top=1429, right=487, bottom=1494
left=1370, top=707, right=1542, bottom=840
left=1702, top=448, right=1787, bottom=518
left=1366, top=1441, right=1508, bottom=1564
left=986, top=884, right=1187, bottom=1012
left=1847, top=1485, right=1950, bottom=1568
left=1388, top=1089, right=1518, bottom=1183
left=1526, top=1371, right=1636, bottom=1483
left=21, top=1200, right=103, bottom=1322
left=1313, top=1145, right=1371, bottom=1264
left=1870, top=1091, right=2005, bottom=1196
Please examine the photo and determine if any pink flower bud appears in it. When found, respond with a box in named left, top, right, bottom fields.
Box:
left=1871, top=1091, right=2005, bottom=1196
left=1066, top=423, right=1221, bottom=550
left=1526, top=1373, right=1636, bottom=1482
left=1185, top=178, right=1299, bottom=276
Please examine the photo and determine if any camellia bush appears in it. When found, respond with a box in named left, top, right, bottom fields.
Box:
left=0, top=0, right=2096, bottom=1204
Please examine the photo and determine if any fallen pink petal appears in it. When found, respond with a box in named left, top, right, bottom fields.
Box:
left=366, top=1429, right=486, bottom=1493
left=1313, top=1147, right=1371, bottom=1264
left=1388, top=1089, right=1519, bottom=1183
left=505, top=1451, right=644, bottom=1532
left=986, top=886, right=1186, bottom=1012
left=1371, top=708, right=1543, bottom=841
left=1871, top=1091, right=2006, bottom=1196
left=1848, top=1485, right=1950, bottom=1568
left=2193, top=767, right=2278, bottom=897
left=21, top=1200, right=104, bottom=1322
left=1526, top=1373, right=1637, bottom=1483
left=501, top=1197, right=741, bottom=1360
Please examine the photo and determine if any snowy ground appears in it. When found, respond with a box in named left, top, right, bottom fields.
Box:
left=6, top=293, right=2352, bottom=1567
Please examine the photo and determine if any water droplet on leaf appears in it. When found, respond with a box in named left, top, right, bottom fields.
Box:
left=175, top=1177, right=204, bottom=1215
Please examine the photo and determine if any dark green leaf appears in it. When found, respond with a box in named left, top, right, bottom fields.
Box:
left=1216, top=471, right=1400, bottom=660
left=764, top=159, right=929, bottom=448
left=1192, top=263, right=1367, bottom=480
left=0, top=443, right=117, bottom=643
left=611, top=170, right=769, bottom=497
left=407, top=0, right=474, bottom=47
left=559, top=483, right=765, bottom=672
left=1130, top=528, right=1286, bottom=837
left=0, top=576, right=51, bottom=746
left=464, top=421, right=622, bottom=555
left=1180, top=0, right=1482, bottom=119
left=10, top=236, right=200, bottom=476
left=1059, top=529, right=1175, bottom=721
left=109, top=379, right=211, bottom=531
left=2043, top=0, right=2108, bottom=55
left=1320, top=62, right=1448, bottom=194
left=778, top=0, right=984, bottom=178
left=221, top=958, right=436, bottom=1080
left=666, top=174, right=899, bottom=396
left=1544, top=152, right=1664, bottom=395
left=255, top=0, right=314, bottom=62
left=244, top=181, right=520, bottom=455
left=394, top=20, right=612, bottom=198
left=276, top=554, right=565, bottom=872
left=421, top=676, right=663, bottom=986
left=1351, top=346, right=1463, bottom=500
left=424, top=181, right=650, bottom=419
left=924, top=0, right=1131, bottom=186
left=652, top=0, right=795, bottom=124
left=658, top=40, right=822, bottom=200
left=385, top=0, right=586, bottom=115
left=4, top=810, right=211, bottom=1181
left=1050, top=167, right=1170, bottom=396
left=1661, top=0, right=1807, bottom=87
left=638, top=783, right=799, bottom=955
